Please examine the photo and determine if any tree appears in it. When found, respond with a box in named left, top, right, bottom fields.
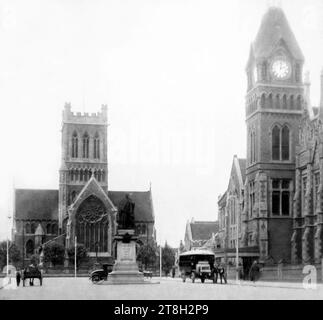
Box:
left=67, top=244, right=89, bottom=269
left=136, top=243, right=157, bottom=270
left=0, top=241, right=21, bottom=269
left=43, top=242, right=65, bottom=267
left=162, top=242, right=175, bottom=276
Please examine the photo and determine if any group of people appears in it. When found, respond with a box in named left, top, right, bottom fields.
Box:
left=212, top=259, right=261, bottom=283
left=213, top=262, right=227, bottom=284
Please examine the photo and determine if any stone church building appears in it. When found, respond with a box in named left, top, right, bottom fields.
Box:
left=218, top=6, right=323, bottom=272
left=13, top=103, right=156, bottom=263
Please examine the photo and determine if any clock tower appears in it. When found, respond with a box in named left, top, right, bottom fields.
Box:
left=242, top=7, right=305, bottom=263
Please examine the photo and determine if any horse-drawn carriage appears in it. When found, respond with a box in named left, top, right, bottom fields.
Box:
left=22, top=265, right=43, bottom=287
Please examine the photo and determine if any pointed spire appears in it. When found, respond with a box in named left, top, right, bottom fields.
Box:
left=253, top=6, right=304, bottom=61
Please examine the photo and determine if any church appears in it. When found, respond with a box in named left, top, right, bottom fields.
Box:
left=12, top=103, right=156, bottom=264
left=218, top=6, right=323, bottom=274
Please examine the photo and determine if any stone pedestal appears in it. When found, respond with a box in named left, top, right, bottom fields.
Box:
left=107, top=230, right=145, bottom=284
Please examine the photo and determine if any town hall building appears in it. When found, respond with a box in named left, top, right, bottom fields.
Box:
left=218, top=6, right=323, bottom=275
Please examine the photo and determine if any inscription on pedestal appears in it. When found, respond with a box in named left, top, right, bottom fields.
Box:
left=117, top=242, right=136, bottom=262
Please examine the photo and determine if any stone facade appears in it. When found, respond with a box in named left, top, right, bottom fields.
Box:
left=243, top=7, right=304, bottom=264
left=13, top=103, right=156, bottom=263
left=218, top=7, right=323, bottom=270
left=292, top=71, right=323, bottom=265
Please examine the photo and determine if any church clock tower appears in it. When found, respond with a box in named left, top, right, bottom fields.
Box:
left=242, top=7, right=305, bottom=263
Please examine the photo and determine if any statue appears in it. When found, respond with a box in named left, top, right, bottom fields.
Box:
left=118, top=194, right=135, bottom=230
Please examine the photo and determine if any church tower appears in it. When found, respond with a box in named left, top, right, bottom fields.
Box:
left=242, top=7, right=305, bottom=263
left=58, top=103, right=108, bottom=232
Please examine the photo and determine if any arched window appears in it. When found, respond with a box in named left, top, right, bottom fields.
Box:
left=297, top=95, right=302, bottom=110
left=84, top=169, right=88, bottom=181
left=72, top=131, right=78, bottom=158
left=26, top=240, right=34, bottom=257
left=82, top=132, right=89, bottom=158
left=70, top=169, right=74, bottom=182
left=261, top=62, right=267, bottom=80
left=268, top=93, right=273, bottom=109
left=272, top=126, right=280, bottom=160
left=282, top=126, right=290, bottom=160
left=31, top=222, right=36, bottom=234
left=75, top=169, right=79, bottom=181
left=25, top=223, right=31, bottom=234
left=282, top=95, right=287, bottom=109
left=94, top=133, right=100, bottom=159
left=46, top=224, right=51, bottom=234
left=141, top=224, right=146, bottom=235
left=275, top=94, right=280, bottom=109
left=290, top=95, right=294, bottom=109
left=51, top=224, right=58, bottom=235
left=261, top=94, right=266, bottom=108
left=80, top=169, right=83, bottom=182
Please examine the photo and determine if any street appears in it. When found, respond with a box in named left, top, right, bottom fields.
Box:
left=1, top=277, right=323, bottom=300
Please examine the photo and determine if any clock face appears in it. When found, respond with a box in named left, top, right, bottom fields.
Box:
left=271, top=59, right=290, bottom=79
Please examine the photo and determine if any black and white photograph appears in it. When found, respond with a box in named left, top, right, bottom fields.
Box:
left=0, top=0, right=323, bottom=303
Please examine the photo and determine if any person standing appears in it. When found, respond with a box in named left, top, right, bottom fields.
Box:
left=213, top=263, right=219, bottom=283
left=16, top=270, right=21, bottom=287
left=249, top=260, right=260, bottom=282
left=219, top=262, right=227, bottom=284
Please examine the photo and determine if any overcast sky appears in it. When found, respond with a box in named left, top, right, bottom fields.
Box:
left=0, top=0, right=322, bottom=247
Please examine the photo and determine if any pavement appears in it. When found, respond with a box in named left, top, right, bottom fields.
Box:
left=1, top=276, right=323, bottom=300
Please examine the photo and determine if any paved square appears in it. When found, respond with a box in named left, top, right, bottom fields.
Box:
left=1, top=277, right=323, bottom=300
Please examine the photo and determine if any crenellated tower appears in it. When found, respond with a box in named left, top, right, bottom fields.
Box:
left=58, top=103, right=108, bottom=232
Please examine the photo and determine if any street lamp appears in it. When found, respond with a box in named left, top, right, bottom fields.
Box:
left=7, top=214, right=12, bottom=279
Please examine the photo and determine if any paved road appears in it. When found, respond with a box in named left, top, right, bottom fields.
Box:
left=1, top=277, right=322, bottom=300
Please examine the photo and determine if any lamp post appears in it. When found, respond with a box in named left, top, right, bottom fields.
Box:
left=7, top=215, right=12, bottom=279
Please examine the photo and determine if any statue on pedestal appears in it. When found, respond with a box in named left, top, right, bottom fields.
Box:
left=118, top=194, right=135, bottom=230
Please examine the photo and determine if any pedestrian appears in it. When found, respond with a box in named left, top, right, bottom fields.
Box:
left=218, top=263, right=227, bottom=284
left=172, top=266, right=175, bottom=278
left=16, top=270, right=21, bottom=287
left=213, top=263, right=219, bottom=283
left=249, top=260, right=260, bottom=282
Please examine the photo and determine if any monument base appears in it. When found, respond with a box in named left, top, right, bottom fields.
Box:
left=107, top=261, right=145, bottom=284
left=107, top=230, right=147, bottom=285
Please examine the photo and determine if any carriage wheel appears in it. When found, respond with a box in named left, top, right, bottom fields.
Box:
left=92, top=275, right=102, bottom=284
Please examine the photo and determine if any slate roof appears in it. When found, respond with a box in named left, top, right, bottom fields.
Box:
left=238, top=158, right=246, bottom=183
left=15, top=189, right=59, bottom=220
left=252, top=7, right=304, bottom=60
left=108, top=191, right=154, bottom=222
left=190, top=221, right=219, bottom=241
left=14, top=188, right=154, bottom=222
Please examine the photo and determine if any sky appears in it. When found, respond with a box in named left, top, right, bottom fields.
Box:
left=0, top=0, right=322, bottom=247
